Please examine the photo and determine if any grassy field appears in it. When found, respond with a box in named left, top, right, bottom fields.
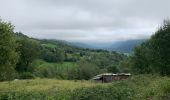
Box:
left=41, top=43, right=57, bottom=48
left=0, top=79, right=104, bottom=92
left=33, top=59, right=77, bottom=70
left=0, top=75, right=170, bottom=100
left=0, top=79, right=106, bottom=100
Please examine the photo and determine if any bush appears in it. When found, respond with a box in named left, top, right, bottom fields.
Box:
left=70, top=81, right=135, bottom=100
left=19, top=72, right=35, bottom=79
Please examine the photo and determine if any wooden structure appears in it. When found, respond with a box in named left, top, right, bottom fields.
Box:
left=92, top=73, right=131, bottom=83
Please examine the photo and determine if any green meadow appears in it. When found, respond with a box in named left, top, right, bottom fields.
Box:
left=0, top=75, right=170, bottom=100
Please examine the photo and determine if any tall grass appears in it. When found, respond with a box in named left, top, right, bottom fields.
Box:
left=0, top=75, right=170, bottom=100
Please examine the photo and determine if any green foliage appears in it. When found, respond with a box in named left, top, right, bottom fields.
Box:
left=40, top=47, right=65, bottom=63
left=107, top=65, right=119, bottom=73
left=0, top=19, right=19, bottom=81
left=118, top=58, right=132, bottom=73
left=130, top=19, right=170, bottom=76
left=149, top=20, right=170, bottom=75
left=16, top=39, right=40, bottom=72
left=131, top=41, right=152, bottom=74
left=32, top=59, right=77, bottom=79
left=76, top=60, right=100, bottom=80
left=19, top=72, right=35, bottom=79
left=0, top=91, right=68, bottom=100
left=85, top=52, right=126, bottom=69
left=70, top=83, right=134, bottom=100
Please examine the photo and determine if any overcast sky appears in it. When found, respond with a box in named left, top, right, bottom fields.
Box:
left=0, top=0, right=170, bottom=43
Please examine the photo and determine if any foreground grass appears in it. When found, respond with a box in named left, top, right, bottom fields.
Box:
left=0, top=79, right=104, bottom=92
left=0, top=75, right=170, bottom=100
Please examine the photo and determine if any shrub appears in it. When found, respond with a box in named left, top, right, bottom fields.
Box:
left=70, top=81, right=135, bottom=100
left=19, top=72, right=35, bottom=79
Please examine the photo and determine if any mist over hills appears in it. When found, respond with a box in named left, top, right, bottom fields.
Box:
left=16, top=32, right=146, bottom=53
left=109, top=39, right=146, bottom=53
left=71, top=39, right=146, bottom=53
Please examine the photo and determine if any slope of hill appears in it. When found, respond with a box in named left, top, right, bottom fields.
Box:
left=14, top=32, right=127, bottom=80
left=70, top=42, right=94, bottom=49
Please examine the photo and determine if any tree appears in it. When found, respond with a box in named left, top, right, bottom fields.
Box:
left=118, top=58, right=132, bottom=73
left=131, top=42, right=152, bottom=74
left=131, top=19, right=170, bottom=75
left=149, top=19, right=170, bottom=75
left=0, top=19, right=19, bottom=81
left=77, top=60, right=99, bottom=80
left=107, top=65, right=119, bottom=73
left=41, top=47, right=65, bottom=63
left=16, top=39, right=40, bottom=72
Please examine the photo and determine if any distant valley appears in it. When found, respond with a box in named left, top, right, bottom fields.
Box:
left=71, top=39, right=146, bottom=53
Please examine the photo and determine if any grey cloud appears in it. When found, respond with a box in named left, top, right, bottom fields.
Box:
left=0, top=0, right=169, bottom=42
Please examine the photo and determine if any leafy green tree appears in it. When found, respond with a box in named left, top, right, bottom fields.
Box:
left=77, top=60, right=99, bottom=80
left=41, top=47, right=65, bottom=63
left=0, top=19, right=19, bottom=81
left=149, top=20, right=170, bottom=75
left=107, top=65, right=119, bottom=73
left=118, top=58, right=132, bottom=73
left=67, top=68, right=79, bottom=80
left=16, top=39, right=40, bottom=72
left=131, top=42, right=152, bottom=74
left=54, top=48, right=65, bottom=63
left=131, top=19, right=170, bottom=75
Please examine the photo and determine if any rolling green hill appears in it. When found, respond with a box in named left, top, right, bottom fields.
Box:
left=14, top=32, right=127, bottom=80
